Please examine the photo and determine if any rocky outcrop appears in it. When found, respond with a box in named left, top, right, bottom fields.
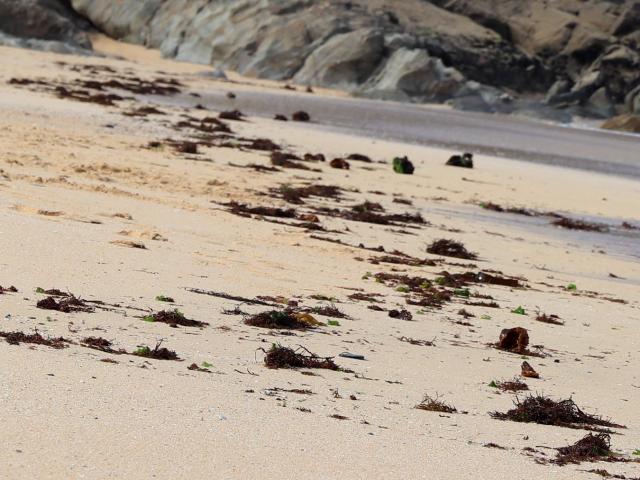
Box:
left=0, top=0, right=92, bottom=50
left=3, top=0, right=639, bottom=121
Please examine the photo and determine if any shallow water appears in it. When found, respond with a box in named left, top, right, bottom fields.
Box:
left=151, top=83, right=640, bottom=179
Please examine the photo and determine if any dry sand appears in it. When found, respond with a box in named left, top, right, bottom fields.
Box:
left=0, top=39, right=639, bottom=480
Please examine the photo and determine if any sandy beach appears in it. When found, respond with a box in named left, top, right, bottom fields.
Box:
left=0, top=38, right=639, bottom=479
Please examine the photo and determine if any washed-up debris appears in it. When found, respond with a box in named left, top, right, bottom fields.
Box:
left=219, top=109, right=245, bottom=121
left=521, top=361, right=540, bottom=379
left=271, top=184, right=343, bottom=204
left=223, top=201, right=297, bottom=219
left=393, top=156, right=414, bottom=174
left=37, top=295, right=93, bottom=313
left=369, top=254, right=437, bottom=267
left=304, top=153, right=325, bottom=162
left=491, top=378, right=529, bottom=392
left=347, top=153, right=372, bottom=163
left=491, top=395, right=623, bottom=430
left=330, top=158, right=350, bottom=170
left=555, top=433, right=614, bottom=465
left=0, top=285, right=17, bottom=294
left=536, top=313, right=564, bottom=325
left=416, top=394, right=457, bottom=413
left=0, top=329, right=69, bottom=349
left=480, top=202, right=537, bottom=216
left=316, top=201, right=425, bottom=226
left=388, top=309, right=413, bottom=321
left=249, top=138, right=281, bottom=151
left=263, top=344, right=339, bottom=370
left=308, top=305, right=348, bottom=319
left=427, top=239, right=477, bottom=260
left=274, top=114, right=288, bottom=121
left=133, top=341, right=180, bottom=361
left=143, top=309, right=208, bottom=328
left=81, top=336, right=125, bottom=354
left=446, top=152, right=473, bottom=168
left=435, top=270, right=521, bottom=288
left=188, top=363, right=212, bottom=373
left=497, top=327, right=529, bottom=354
left=399, top=336, right=435, bottom=347
left=292, top=111, right=310, bottom=122
left=271, top=152, right=313, bottom=170
left=552, top=217, right=609, bottom=233
left=245, top=310, right=315, bottom=330
left=339, top=352, right=365, bottom=360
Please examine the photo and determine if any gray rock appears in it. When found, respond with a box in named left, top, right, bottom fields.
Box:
left=362, top=48, right=466, bottom=102
left=0, top=0, right=92, bottom=49
left=0, top=31, right=93, bottom=55
left=624, top=85, right=640, bottom=114
left=582, top=87, right=616, bottom=118
left=294, top=29, right=385, bottom=88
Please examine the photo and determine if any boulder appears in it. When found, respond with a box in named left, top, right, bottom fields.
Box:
left=294, top=29, right=385, bottom=88
left=361, top=48, right=465, bottom=101
left=582, top=87, right=616, bottom=118
left=0, top=0, right=91, bottom=49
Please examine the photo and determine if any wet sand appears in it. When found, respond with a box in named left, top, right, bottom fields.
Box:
left=0, top=39, right=639, bottom=480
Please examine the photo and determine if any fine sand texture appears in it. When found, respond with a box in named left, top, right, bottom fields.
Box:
left=0, top=39, right=639, bottom=479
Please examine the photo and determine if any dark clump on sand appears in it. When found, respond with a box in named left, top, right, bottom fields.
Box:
left=271, top=184, right=343, bottom=204
left=0, top=330, right=68, bottom=349
left=552, top=217, right=609, bottom=233
left=224, top=201, right=297, bottom=219
left=245, top=310, right=310, bottom=330
left=555, top=433, right=614, bottom=465
left=263, top=344, right=339, bottom=370
left=219, top=109, right=245, bottom=121
left=144, top=309, right=208, bottom=328
left=0, top=285, right=18, bottom=294
left=497, top=327, right=530, bottom=354
left=427, top=239, right=477, bottom=260
left=415, top=394, right=457, bottom=413
left=446, top=152, right=473, bottom=168
left=292, top=111, right=310, bottom=122
left=133, top=341, right=180, bottom=361
left=36, top=295, right=93, bottom=313
left=491, top=395, right=623, bottom=430
left=81, top=336, right=126, bottom=354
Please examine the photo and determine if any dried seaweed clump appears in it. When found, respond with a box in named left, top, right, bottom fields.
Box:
left=494, top=378, right=529, bottom=392
left=144, top=309, right=208, bottom=328
left=552, top=217, right=609, bottom=233
left=415, top=394, right=457, bottom=413
left=133, top=341, right=179, bottom=360
left=0, top=330, right=68, bottom=349
left=555, top=433, right=613, bottom=465
left=36, top=295, right=93, bottom=313
left=245, top=310, right=313, bottom=330
left=81, top=336, right=125, bottom=354
left=263, top=344, right=339, bottom=370
left=427, top=239, right=477, bottom=260
left=536, top=313, right=564, bottom=325
left=491, top=395, right=623, bottom=430
left=274, top=184, right=343, bottom=204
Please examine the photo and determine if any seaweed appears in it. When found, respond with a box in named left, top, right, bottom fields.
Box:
left=133, top=341, right=180, bottom=361
left=427, top=239, right=477, bottom=260
left=416, top=394, right=457, bottom=413
left=555, top=433, right=613, bottom=465
left=491, top=395, right=623, bottom=430
left=0, top=329, right=68, bottom=349
left=497, top=327, right=530, bottom=354
left=245, top=310, right=312, bottom=330
left=143, top=309, right=208, bottom=328
left=263, top=344, right=339, bottom=370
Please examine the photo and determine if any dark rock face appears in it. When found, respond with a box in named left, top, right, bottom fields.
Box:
left=0, top=0, right=92, bottom=49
